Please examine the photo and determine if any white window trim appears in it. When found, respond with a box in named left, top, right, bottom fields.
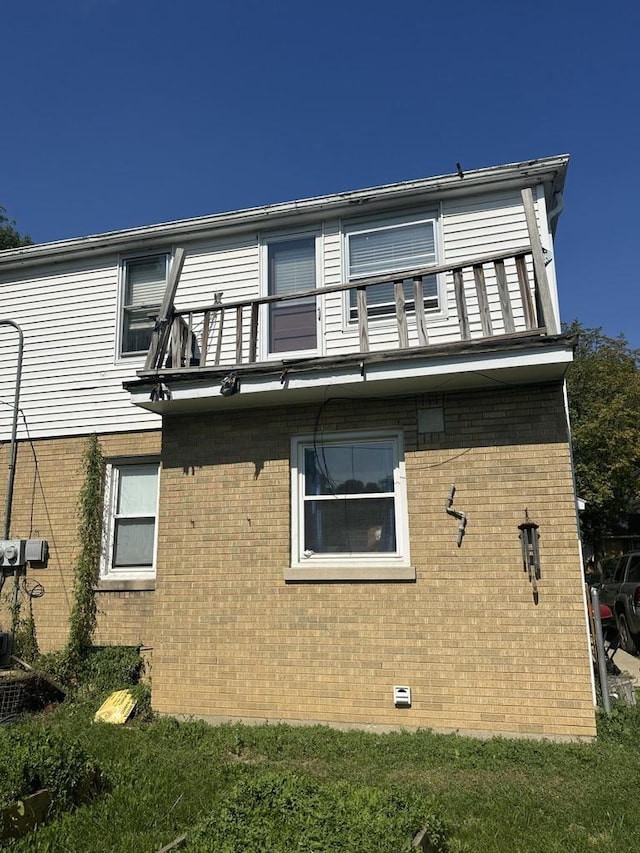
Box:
left=287, top=430, right=414, bottom=582
left=259, top=229, right=324, bottom=362
left=342, top=209, right=446, bottom=330
left=99, top=458, right=160, bottom=582
left=116, top=250, right=170, bottom=361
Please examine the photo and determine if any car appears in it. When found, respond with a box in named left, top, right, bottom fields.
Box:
left=599, top=552, right=640, bottom=654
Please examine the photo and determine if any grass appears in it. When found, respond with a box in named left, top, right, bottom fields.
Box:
left=1, top=697, right=639, bottom=852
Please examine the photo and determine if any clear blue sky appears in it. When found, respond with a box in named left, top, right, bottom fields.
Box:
left=2, top=0, right=638, bottom=345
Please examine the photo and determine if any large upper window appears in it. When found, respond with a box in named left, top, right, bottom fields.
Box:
left=121, top=254, right=168, bottom=356
left=290, top=431, right=410, bottom=575
left=267, top=237, right=317, bottom=354
left=346, top=217, right=439, bottom=320
left=101, top=461, right=159, bottom=580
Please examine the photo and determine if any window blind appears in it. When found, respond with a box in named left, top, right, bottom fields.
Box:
left=124, top=256, right=167, bottom=307
left=349, top=221, right=435, bottom=279
left=269, top=238, right=316, bottom=296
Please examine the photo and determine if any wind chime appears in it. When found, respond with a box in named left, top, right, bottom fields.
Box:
left=518, top=509, right=541, bottom=598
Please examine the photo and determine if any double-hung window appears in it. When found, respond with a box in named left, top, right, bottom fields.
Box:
left=266, top=237, right=318, bottom=355
left=289, top=431, right=412, bottom=579
left=120, top=254, right=168, bottom=356
left=346, top=216, right=439, bottom=320
left=101, top=461, right=160, bottom=581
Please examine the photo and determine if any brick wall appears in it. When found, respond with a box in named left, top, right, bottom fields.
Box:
left=0, top=382, right=596, bottom=740
left=151, top=382, right=596, bottom=740
left=0, top=430, right=161, bottom=652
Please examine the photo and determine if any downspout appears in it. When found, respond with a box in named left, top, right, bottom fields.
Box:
left=0, top=321, right=23, bottom=539
left=0, top=321, right=24, bottom=607
left=547, top=192, right=564, bottom=234
left=563, top=380, right=597, bottom=706
left=591, top=586, right=611, bottom=714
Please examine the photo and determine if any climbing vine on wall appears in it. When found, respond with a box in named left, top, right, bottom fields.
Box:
left=67, top=434, right=105, bottom=668
left=11, top=580, right=43, bottom=663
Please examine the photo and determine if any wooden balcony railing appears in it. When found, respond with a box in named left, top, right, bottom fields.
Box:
left=143, top=248, right=556, bottom=373
left=144, top=190, right=558, bottom=373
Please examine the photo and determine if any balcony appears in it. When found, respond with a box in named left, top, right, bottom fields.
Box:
left=127, top=191, right=572, bottom=415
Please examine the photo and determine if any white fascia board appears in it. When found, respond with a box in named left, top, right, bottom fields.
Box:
left=129, top=343, right=573, bottom=414
left=0, top=155, right=569, bottom=271
left=350, top=345, right=573, bottom=383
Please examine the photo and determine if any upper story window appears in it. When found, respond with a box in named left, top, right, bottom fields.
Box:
left=266, top=236, right=318, bottom=355
left=346, top=216, right=439, bottom=320
left=120, top=254, right=168, bottom=356
left=101, top=460, right=160, bottom=580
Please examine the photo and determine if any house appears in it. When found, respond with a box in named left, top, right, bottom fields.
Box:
left=0, top=155, right=597, bottom=740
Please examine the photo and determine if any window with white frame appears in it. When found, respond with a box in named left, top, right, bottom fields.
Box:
left=291, top=431, right=410, bottom=569
left=101, top=461, right=159, bottom=579
left=120, top=254, right=168, bottom=356
left=266, top=236, right=318, bottom=355
left=346, top=216, right=439, bottom=320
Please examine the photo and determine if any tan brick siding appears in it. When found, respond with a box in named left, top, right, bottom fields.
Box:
left=151, top=382, right=596, bottom=740
left=0, top=383, right=596, bottom=740
left=0, top=430, right=161, bottom=652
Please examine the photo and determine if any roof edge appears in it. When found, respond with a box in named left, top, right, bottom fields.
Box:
left=0, top=155, right=569, bottom=270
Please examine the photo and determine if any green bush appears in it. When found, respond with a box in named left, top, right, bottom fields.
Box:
left=186, top=771, right=450, bottom=853
left=76, top=646, right=144, bottom=694
left=596, top=697, right=640, bottom=741
left=0, top=725, right=98, bottom=810
left=37, top=645, right=144, bottom=698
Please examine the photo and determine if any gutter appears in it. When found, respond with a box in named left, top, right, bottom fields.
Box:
left=0, top=156, right=569, bottom=271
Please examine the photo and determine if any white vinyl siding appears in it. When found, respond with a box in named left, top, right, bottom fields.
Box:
left=436, top=189, right=558, bottom=341
left=0, top=256, right=162, bottom=439
left=0, top=185, right=557, bottom=441
left=171, top=235, right=261, bottom=367
left=0, top=236, right=263, bottom=439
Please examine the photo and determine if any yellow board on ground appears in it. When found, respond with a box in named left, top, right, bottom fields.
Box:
left=94, top=689, right=137, bottom=724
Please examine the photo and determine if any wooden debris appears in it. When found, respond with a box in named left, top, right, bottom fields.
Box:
left=10, top=655, right=66, bottom=697
left=412, top=826, right=438, bottom=852
left=157, top=833, right=188, bottom=852
left=0, top=789, right=53, bottom=841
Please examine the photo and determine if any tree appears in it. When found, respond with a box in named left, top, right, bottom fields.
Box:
left=565, top=320, right=640, bottom=557
left=0, top=206, right=32, bottom=250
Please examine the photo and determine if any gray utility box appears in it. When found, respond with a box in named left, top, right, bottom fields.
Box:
left=0, top=539, right=48, bottom=569
left=25, top=539, right=48, bottom=565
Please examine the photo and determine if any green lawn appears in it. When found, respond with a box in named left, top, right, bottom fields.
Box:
left=2, top=698, right=639, bottom=852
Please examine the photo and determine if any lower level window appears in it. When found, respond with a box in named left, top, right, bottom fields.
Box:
left=101, top=461, right=159, bottom=579
left=291, top=431, right=409, bottom=569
